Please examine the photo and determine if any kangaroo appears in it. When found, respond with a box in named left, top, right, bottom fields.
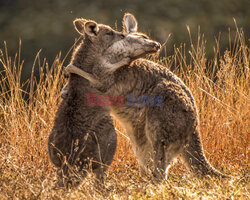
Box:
left=64, top=13, right=229, bottom=180
left=47, top=18, right=137, bottom=187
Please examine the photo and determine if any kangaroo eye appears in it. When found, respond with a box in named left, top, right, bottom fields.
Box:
left=142, top=35, right=148, bottom=39
left=106, top=31, right=114, bottom=36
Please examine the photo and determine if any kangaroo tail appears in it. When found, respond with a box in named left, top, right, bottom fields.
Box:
left=181, top=129, right=230, bottom=178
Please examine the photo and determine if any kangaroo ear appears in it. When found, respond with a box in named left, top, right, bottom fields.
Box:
left=73, top=18, right=87, bottom=35
left=73, top=19, right=99, bottom=36
left=123, top=13, right=138, bottom=33
left=84, top=21, right=99, bottom=37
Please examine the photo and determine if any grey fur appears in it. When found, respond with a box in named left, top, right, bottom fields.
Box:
left=64, top=13, right=229, bottom=180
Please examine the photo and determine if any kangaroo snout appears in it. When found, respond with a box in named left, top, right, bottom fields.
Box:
left=153, top=42, right=161, bottom=52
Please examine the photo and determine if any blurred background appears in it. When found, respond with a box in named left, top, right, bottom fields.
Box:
left=0, top=0, right=249, bottom=82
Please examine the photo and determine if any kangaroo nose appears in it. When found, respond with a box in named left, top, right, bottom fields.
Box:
left=153, top=42, right=161, bottom=51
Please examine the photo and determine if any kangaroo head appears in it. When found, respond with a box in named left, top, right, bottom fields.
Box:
left=73, top=18, right=126, bottom=54
left=104, top=13, right=161, bottom=61
left=124, top=13, right=161, bottom=58
left=73, top=18, right=129, bottom=76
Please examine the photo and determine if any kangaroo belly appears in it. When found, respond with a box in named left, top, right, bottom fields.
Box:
left=110, top=106, right=148, bottom=145
left=110, top=106, right=139, bottom=140
left=110, top=106, right=153, bottom=169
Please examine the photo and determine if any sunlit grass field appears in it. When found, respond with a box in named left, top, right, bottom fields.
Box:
left=0, top=26, right=249, bottom=199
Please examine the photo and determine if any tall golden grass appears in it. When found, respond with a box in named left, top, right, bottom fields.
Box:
left=0, top=26, right=248, bottom=199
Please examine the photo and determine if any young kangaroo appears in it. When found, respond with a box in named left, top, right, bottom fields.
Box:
left=65, top=13, right=229, bottom=180
left=48, top=18, right=136, bottom=187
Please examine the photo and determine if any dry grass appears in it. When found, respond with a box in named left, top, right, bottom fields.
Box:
left=0, top=26, right=249, bottom=199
